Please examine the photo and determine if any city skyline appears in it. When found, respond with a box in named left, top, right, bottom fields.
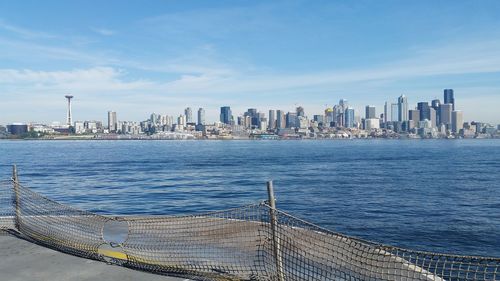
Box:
left=1, top=1, right=500, bottom=124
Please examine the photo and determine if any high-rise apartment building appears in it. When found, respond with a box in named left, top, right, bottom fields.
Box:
left=276, top=110, right=285, bottom=129
left=197, top=108, right=205, bottom=125
left=384, top=102, right=390, bottom=123
left=107, top=111, right=117, bottom=133
left=452, top=110, right=463, bottom=133
left=177, top=114, right=186, bottom=127
left=184, top=107, right=193, bottom=123
left=429, top=107, right=436, bottom=128
left=268, top=110, right=276, bottom=130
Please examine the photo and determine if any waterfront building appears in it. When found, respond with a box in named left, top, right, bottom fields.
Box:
left=259, top=118, right=268, bottom=131
left=440, top=104, right=452, bottom=129
left=268, top=110, right=276, bottom=130
left=220, top=106, right=232, bottom=125
left=365, top=118, right=380, bottom=130
left=444, top=89, right=455, bottom=111
left=452, top=110, right=463, bottom=133
left=197, top=108, right=205, bottom=125
left=345, top=107, right=355, bottom=128
left=417, top=102, right=430, bottom=121
left=391, top=103, right=399, bottom=122
left=184, top=107, right=193, bottom=123
left=7, top=123, right=28, bottom=135
left=74, top=121, right=85, bottom=134
left=276, top=110, right=285, bottom=129
left=107, top=111, right=117, bottom=133
left=398, top=95, right=408, bottom=122
left=365, top=106, right=376, bottom=119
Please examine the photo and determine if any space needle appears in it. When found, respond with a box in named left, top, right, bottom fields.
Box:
left=65, top=95, right=74, bottom=126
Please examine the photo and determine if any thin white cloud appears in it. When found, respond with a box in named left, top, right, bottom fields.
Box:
left=0, top=19, right=55, bottom=39
left=1, top=35, right=500, bottom=124
left=91, top=27, right=115, bottom=36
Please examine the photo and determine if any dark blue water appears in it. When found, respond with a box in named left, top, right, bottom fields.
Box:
left=1, top=140, right=499, bottom=257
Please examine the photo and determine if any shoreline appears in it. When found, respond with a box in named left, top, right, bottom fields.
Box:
left=0, top=136, right=499, bottom=141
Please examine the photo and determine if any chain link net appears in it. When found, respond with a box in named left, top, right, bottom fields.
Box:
left=1, top=179, right=499, bottom=280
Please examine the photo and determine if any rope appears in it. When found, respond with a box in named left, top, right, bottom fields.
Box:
left=1, top=179, right=499, bottom=280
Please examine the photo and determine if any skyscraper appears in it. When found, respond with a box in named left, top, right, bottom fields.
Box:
left=286, top=112, right=298, bottom=128
left=184, top=107, right=193, bottom=123
left=276, top=110, right=285, bottom=129
left=429, top=107, right=437, bottom=128
left=268, top=110, right=276, bottom=130
left=365, top=106, right=376, bottom=119
left=444, top=89, right=455, bottom=111
left=384, top=102, right=390, bottom=123
left=325, top=107, right=335, bottom=127
left=431, top=99, right=441, bottom=125
left=345, top=107, right=355, bottom=128
left=440, top=104, right=452, bottom=128
left=220, top=106, right=232, bottom=125
left=397, top=95, right=408, bottom=122
left=296, top=106, right=305, bottom=117
left=452, top=110, right=463, bottom=133
left=417, top=102, right=430, bottom=121
left=339, top=99, right=348, bottom=110
left=197, top=108, right=205, bottom=125
left=107, top=111, right=117, bottom=133
left=409, top=109, right=420, bottom=124
left=391, top=103, right=399, bottom=122
left=178, top=114, right=186, bottom=127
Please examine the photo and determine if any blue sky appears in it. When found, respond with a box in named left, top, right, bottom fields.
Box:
left=1, top=0, right=500, bottom=124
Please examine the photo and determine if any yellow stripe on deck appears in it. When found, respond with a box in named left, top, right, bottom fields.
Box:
left=98, top=248, right=128, bottom=260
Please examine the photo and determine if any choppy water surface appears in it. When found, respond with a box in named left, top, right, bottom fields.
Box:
left=0, top=140, right=499, bottom=257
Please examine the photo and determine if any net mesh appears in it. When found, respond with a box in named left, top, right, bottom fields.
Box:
left=1, top=179, right=499, bottom=281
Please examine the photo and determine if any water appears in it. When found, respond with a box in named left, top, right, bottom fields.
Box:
left=0, top=139, right=499, bottom=257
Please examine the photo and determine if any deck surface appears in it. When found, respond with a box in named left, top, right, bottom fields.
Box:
left=0, top=231, right=188, bottom=281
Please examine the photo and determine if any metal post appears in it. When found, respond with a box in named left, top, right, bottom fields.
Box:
left=12, top=164, right=21, bottom=230
left=267, top=181, right=285, bottom=281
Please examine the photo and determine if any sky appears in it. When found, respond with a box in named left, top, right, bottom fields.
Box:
left=1, top=0, right=500, bottom=124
